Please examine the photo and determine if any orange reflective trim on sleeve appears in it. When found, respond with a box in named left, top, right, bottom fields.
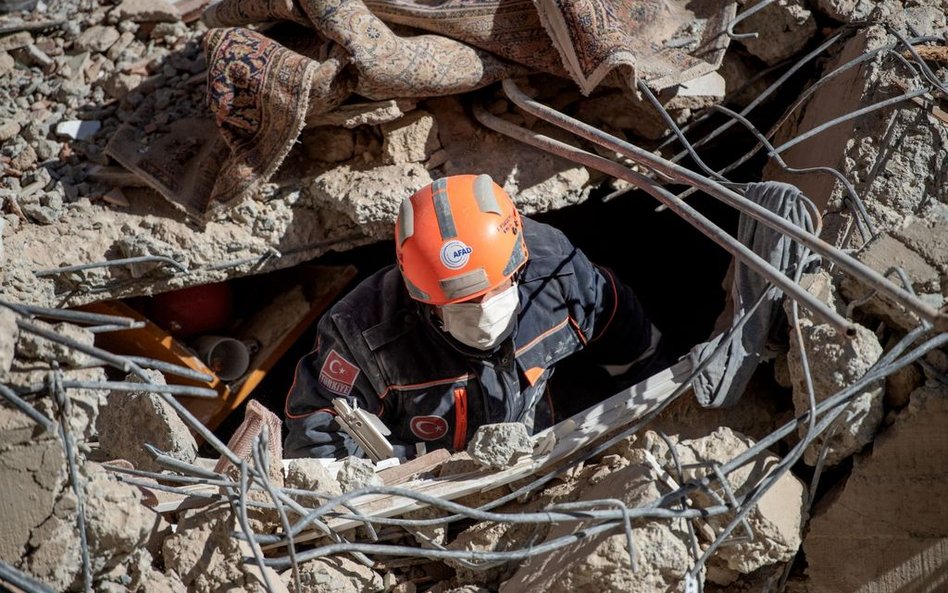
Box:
left=515, top=317, right=570, bottom=356
left=453, top=387, right=468, bottom=451
left=524, top=366, right=544, bottom=386
left=567, top=316, right=588, bottom=346
left=380, top=373, right=474, bottom=398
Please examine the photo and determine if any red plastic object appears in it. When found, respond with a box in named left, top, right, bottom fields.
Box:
left=148, top=282, right=234, bottom=338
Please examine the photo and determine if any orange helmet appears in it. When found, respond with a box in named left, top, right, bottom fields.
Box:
left=395, top=174, right=528, bottom=305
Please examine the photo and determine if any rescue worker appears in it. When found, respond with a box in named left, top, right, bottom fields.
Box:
left=284, top=174, right=665, bottom=459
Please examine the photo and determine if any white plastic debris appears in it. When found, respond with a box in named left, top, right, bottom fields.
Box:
left=55, top=119, right=102, bottom=141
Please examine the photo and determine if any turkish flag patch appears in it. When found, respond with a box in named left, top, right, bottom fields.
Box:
left=318, top=350, right=360, bottom=396
left=410, top=415, right=449, bottom=441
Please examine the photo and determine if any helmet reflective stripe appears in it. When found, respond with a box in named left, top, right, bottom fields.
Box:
left=398, top=198, right=414, bottom=246
left=440, top=268, right=491, bottom=301
left=403, top=275, right=430, bottom=301
left=431, top=178, right=457, bottom=240
left=503, top=233, right=526, bottom=276
left=473, top=174, right=501, bottom=214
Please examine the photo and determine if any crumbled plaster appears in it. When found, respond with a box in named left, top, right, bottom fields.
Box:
left=785, top=283, right=884, bottom=466
left=804, top=381, right=948, bottom=593
left=96, top=369, right=198, bottom=472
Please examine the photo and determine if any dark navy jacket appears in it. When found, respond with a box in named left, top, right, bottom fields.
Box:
left=284, top=218, right=656, bottom=459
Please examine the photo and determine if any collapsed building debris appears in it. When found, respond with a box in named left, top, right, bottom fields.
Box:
left=803, top=382, right=948, bottom=593
left=1, top=0, right=947, bottom=592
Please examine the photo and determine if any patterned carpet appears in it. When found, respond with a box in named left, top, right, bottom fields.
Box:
left=111, top=0, right=735, bottom=217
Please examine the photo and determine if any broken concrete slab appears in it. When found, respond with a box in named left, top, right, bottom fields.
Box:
left=734, top=0, right=817, bottom=66
left=810, top=0, right=873, bottom=22
left=663, top=71, right=727, bottom=112
left=500, top=459, right=692, bottom=593
left=108, top=0, right=180, bottom=23
left=667, top=428, right=806, bottom=581
left=1, top=186, right=371, bottom=309
left=15, top=320, right=95, bottom=367
left=804, top=381, right=948, bottom=593
left=786, top=313, right=884, bottom=467
left=466, top=422, right=533, bottom=470
left=285, top=458, right=343, bottom=496
left=0, top=306, right=16, bottom=373
left=447, top=517, right=545, bottom=587
left=402, top=505, right=449, bottom=548
left=301, top=127, right=355, bottom=164
left=840, top=231, right=944, bottom=331
left=306, top=163, right=433, bottom=239
left=573, top=90, right=678, bottom=141
left=0, top=406, right=66, bottom=572
left=281, top=556, right=384, bottom=593
left=305, top=98, right=418, bottom=128
left=334, top=456, right=383, bottom=493
left=82, top=469, right=161, bottom=578
left=884, top=359, right=922, bottom=410
left=74, top=25, right=120, bottom=54
left=96, top=369, right=198, bottom=472
left=381, top=110, right=441, bottom=165
left=426, top=95, right=596, bottom=215
left=162, top=502, right=258, bottom=593
left=23, top=490, right=82, bottom=592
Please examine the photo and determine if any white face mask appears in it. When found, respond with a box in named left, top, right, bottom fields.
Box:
left=440, top=283, right=519, bottom=350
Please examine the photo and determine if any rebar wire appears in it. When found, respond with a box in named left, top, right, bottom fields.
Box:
left=0, top=382, right=57, bottom=432
left=234, top=460, right=279, bottom=593
left=49, top=369, right=92, bottom=593
left=0, top=560, right=57, bottom=593
left=15, top=380, right=218, bottom=399
left=725, top=0, right=777, bottom=40
left=684, top=331, right=945, bottom=581
left=710, top=34, right=941, bottom=181
left=656, top=431, right=704, bottom=591
left=661, top=34, right=946, bottom=239
left=660, top=30, right=848, bottom=157
left=708, top=104, right=870, bottom=241
left=123, top=356, right=215, bottom=382
left=0, top=299, right=140, bottom=328
left=85, top=322, right=148, bottom=333
left=471, top=103, right=857, bottom=335
left=33, top=255, right=189, bottom=278
left=251, top=428, right=302, bottom=593
left=635, top=79, right=729, bottom=184
left=13, top=313, right=245, bottom=467
left=252, top=484, right=727, bottom=548
left=548, top=499, right=639, bottom=571
left=888, top=26, right=948, bottom=96
left=500, top=79, right=948, bottom=332
left=773, top=87, right=930, bottom=154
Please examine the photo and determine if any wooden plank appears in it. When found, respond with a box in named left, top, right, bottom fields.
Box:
left=378, top=449, right=452, bottom=486
left=78, top=265, right=356, bottom=430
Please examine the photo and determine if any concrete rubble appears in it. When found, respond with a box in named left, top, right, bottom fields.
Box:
left=803, top=382, right=948, bottom=593
left=0, top=0, right=946, bottom=592
left=465, top=422, right=533, bottom=470
left=96, top=369, right=198, bottom=472
left=785, top=271, right=885, bottom=466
